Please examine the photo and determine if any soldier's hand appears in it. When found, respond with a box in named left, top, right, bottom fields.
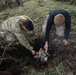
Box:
left=63, top=39, right=68, bottom=45
left=31, top=50, right=36, bottom=55
left=44, top=41, right=49, bottom=52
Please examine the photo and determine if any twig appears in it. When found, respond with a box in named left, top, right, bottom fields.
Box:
left=55, top=65, right=61, bottom=75
left=0, top=44, right=11, bottom=65
left=0, top=57, right=19, bottom=62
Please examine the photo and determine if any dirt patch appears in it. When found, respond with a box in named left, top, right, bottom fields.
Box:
left=0, top=35, right=76, bottom=75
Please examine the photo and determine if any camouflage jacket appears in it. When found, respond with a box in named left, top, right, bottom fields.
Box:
left=1, top=15, right=36, bottom=51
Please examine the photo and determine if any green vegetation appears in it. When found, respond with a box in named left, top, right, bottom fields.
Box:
left=0, top=0, right=76, bottom=75
left=0, top=0, right=76, bottom=29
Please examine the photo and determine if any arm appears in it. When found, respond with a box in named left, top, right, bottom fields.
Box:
left=14, top=32, right=33, bottom=51
left=64, top=15, right=71, bottom=40
left=45, top=15, right=54, bottom=42
left=63, top=14, right=71, bottom=45
left=44, top=15, right=54, bottom=51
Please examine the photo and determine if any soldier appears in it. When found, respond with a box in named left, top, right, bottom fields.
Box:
left=0, top=15, right=36, bottom=55
left=42, top=9, right=71, bottom=52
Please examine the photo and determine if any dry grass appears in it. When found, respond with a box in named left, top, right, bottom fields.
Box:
left=0, top=0, right=76, bottom=75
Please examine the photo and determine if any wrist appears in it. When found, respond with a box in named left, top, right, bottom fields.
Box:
left=63, top=39, right=68, bottom=41
left=31, top=50, right=36, bottom=55
left=45, top=41, right=48, bottom=44
left=63, top=38, right=68, bottom=41
left=63, top=39, right=68, bottom=45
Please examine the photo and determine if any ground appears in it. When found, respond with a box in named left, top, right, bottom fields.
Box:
left=0, top=0, right=76, bottom=75
left=0, top=34, right=76, bottom=75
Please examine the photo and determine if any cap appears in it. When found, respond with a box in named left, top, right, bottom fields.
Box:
left=23, top=19, right=34, bottom=31
left=54, top=14, right=65, bottom=26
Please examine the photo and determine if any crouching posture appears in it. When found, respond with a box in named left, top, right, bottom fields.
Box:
left=0, top=15, right=37, bottom=55
left=42, top=9, right=71, bottom=52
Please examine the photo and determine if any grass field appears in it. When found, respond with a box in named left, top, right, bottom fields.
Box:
left=0, top=0, right=76, bottom=31
left=0, top=0, right=76, bottom=75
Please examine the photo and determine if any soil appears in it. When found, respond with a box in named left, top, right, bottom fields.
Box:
left=0, top=35, right=76, bottom=75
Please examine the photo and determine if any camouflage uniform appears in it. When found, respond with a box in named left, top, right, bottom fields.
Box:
left=1, top=15, right=36, bottom=51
